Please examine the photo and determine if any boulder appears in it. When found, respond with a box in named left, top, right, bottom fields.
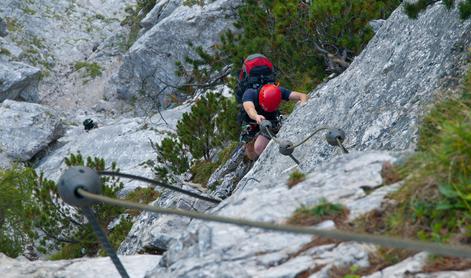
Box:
left=0, top=100, right=64, bottom=161
left=140, top=0, right=183, bottom=32
left=0, top=60, right=41, bottom=102
left=113, top=0, right=242, bottom=106
left=0, top=253, right=160, bottom=278
left=0, top=0, right=134, bottom=113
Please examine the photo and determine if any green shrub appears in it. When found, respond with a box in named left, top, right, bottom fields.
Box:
left=190, top=160, right=219, bottom=185
left=125, top=187, right=160, bottom=215
left=154, top=93, right=238, bottom=182
left=74, top=61, right=102, bottom=79
left=404, top=0, right=471, bottom=20
left=121, top=0, right=157, bottom=49
left=0, top=154, right=129, bottom=259
left=177, top=93, right=238, bottom=161
left=352, top=69, right=471, bottom=245
left=183, top=0, right=205, bottom=6
left=179, top=0, right=399, bottom=97
left=0, top=167, right=38, bottom=257
left=152, top=137, right=190, bottom=182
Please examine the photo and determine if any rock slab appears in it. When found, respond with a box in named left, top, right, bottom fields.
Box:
left=0, top=253, right=160, bottom=278
left=0, top=100, right=64, bottom=161
left=0, top=60, right=41, bottom=102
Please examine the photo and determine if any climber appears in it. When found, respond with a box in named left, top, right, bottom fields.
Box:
left=236, top=54, right=308, bottom=160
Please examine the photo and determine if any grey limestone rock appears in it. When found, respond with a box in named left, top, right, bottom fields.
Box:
left=0, top=152, right=12, bottom=169
left=0, top=60, right=41, bottom=102
left=36, top=117, right=166, bottom=192
left=0, top=0, right=134, bottom=113
left=144, top=2, right=471, bottom=277
left=140, top=0, right=183, bottom=32
left=146, top=151, right=401, bottom=276
left=114, top=0, right=243, bottom=107
left=0, top=253, right=160, bottom=278
left=118, top=186, right=217, bottom=255
left=239, top=1, right=471, bottom=189
left=35, top=103, right=190, bottom=192
left=0, top=100, right=64, bottom=161
left=0, top=37, right=23, bottom=59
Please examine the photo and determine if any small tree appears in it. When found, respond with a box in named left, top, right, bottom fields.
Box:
left=0, top=167, right=38, bottom=257
left=152, top=137, right=190, bottom=182
left=25, top=153, right=132, bottom=259
left=154, top=92, right=238, bottom=181
left=177, top=93, right=238, bottom=161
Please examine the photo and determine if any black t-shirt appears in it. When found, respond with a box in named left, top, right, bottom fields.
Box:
left=241, top=87, right=291, bottom=121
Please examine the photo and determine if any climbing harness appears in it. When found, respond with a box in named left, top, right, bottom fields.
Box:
left=260, top=120, right=349, bottom=165
left=56, top=166, right=471, bottom=277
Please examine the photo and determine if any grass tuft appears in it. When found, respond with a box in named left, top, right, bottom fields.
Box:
left=74, top=61, right=102, bottom=79
left=288, top=199, right=349, bottom=226
left=287, top=170, right=306, bottom=188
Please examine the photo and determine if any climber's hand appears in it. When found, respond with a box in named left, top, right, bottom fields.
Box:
left=255, top=115, right=266, bottom=125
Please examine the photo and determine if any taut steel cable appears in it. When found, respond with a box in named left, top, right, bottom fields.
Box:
left=77, top=188, right=471, bottom=259
left=98, top=171, right=220, bottom=204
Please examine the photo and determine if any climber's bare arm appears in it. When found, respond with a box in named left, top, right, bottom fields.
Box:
left=243, top=101, right=265, bottom=124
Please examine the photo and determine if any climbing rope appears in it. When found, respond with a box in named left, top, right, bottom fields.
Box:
left=97, top=171, right=220, bottom=204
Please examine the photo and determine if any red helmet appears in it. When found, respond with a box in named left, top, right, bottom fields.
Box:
left=259, top=84, right=281, bottom=112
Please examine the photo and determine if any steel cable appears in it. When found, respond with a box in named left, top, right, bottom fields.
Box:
left=263, top=126, right=337, bottom=150
left=264, top=126, right=282, bottom=145
left=78, top=188, right=471, bottom=259
left=98, top=171, right=220, bottom=204
left=82, top=207, right=130, bottom=278
left=290, top=127, right=330, bottom=149
left=337, top=138, right=349, bottom=154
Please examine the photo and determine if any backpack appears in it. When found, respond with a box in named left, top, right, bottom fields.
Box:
left=83, top=118, right=98, bottom=131
left=235, top=54, right=276, bottom=103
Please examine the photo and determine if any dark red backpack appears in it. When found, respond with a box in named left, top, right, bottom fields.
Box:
left=236, top=54, right=276, bottom=103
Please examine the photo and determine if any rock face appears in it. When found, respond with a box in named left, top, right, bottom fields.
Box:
left=148, top=151, right=403, bottom=277
left=0, top=60, right=41, bottom=102
left=36, top=104, right=190, bottom=192
left=113, top=0, right=242, bottom=108
left=0, top=100, right=64, bottom=161
left=0, top=253, right=160, bottom=278
left=140, top=0, right=182, bottom=32
left=138, top=2, right=471, bottom=277
left=0, top=0, right=133, bottom=113
left=240, top=1, right=471, bottom=187
left=118, top=188, right=215, bottom=255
